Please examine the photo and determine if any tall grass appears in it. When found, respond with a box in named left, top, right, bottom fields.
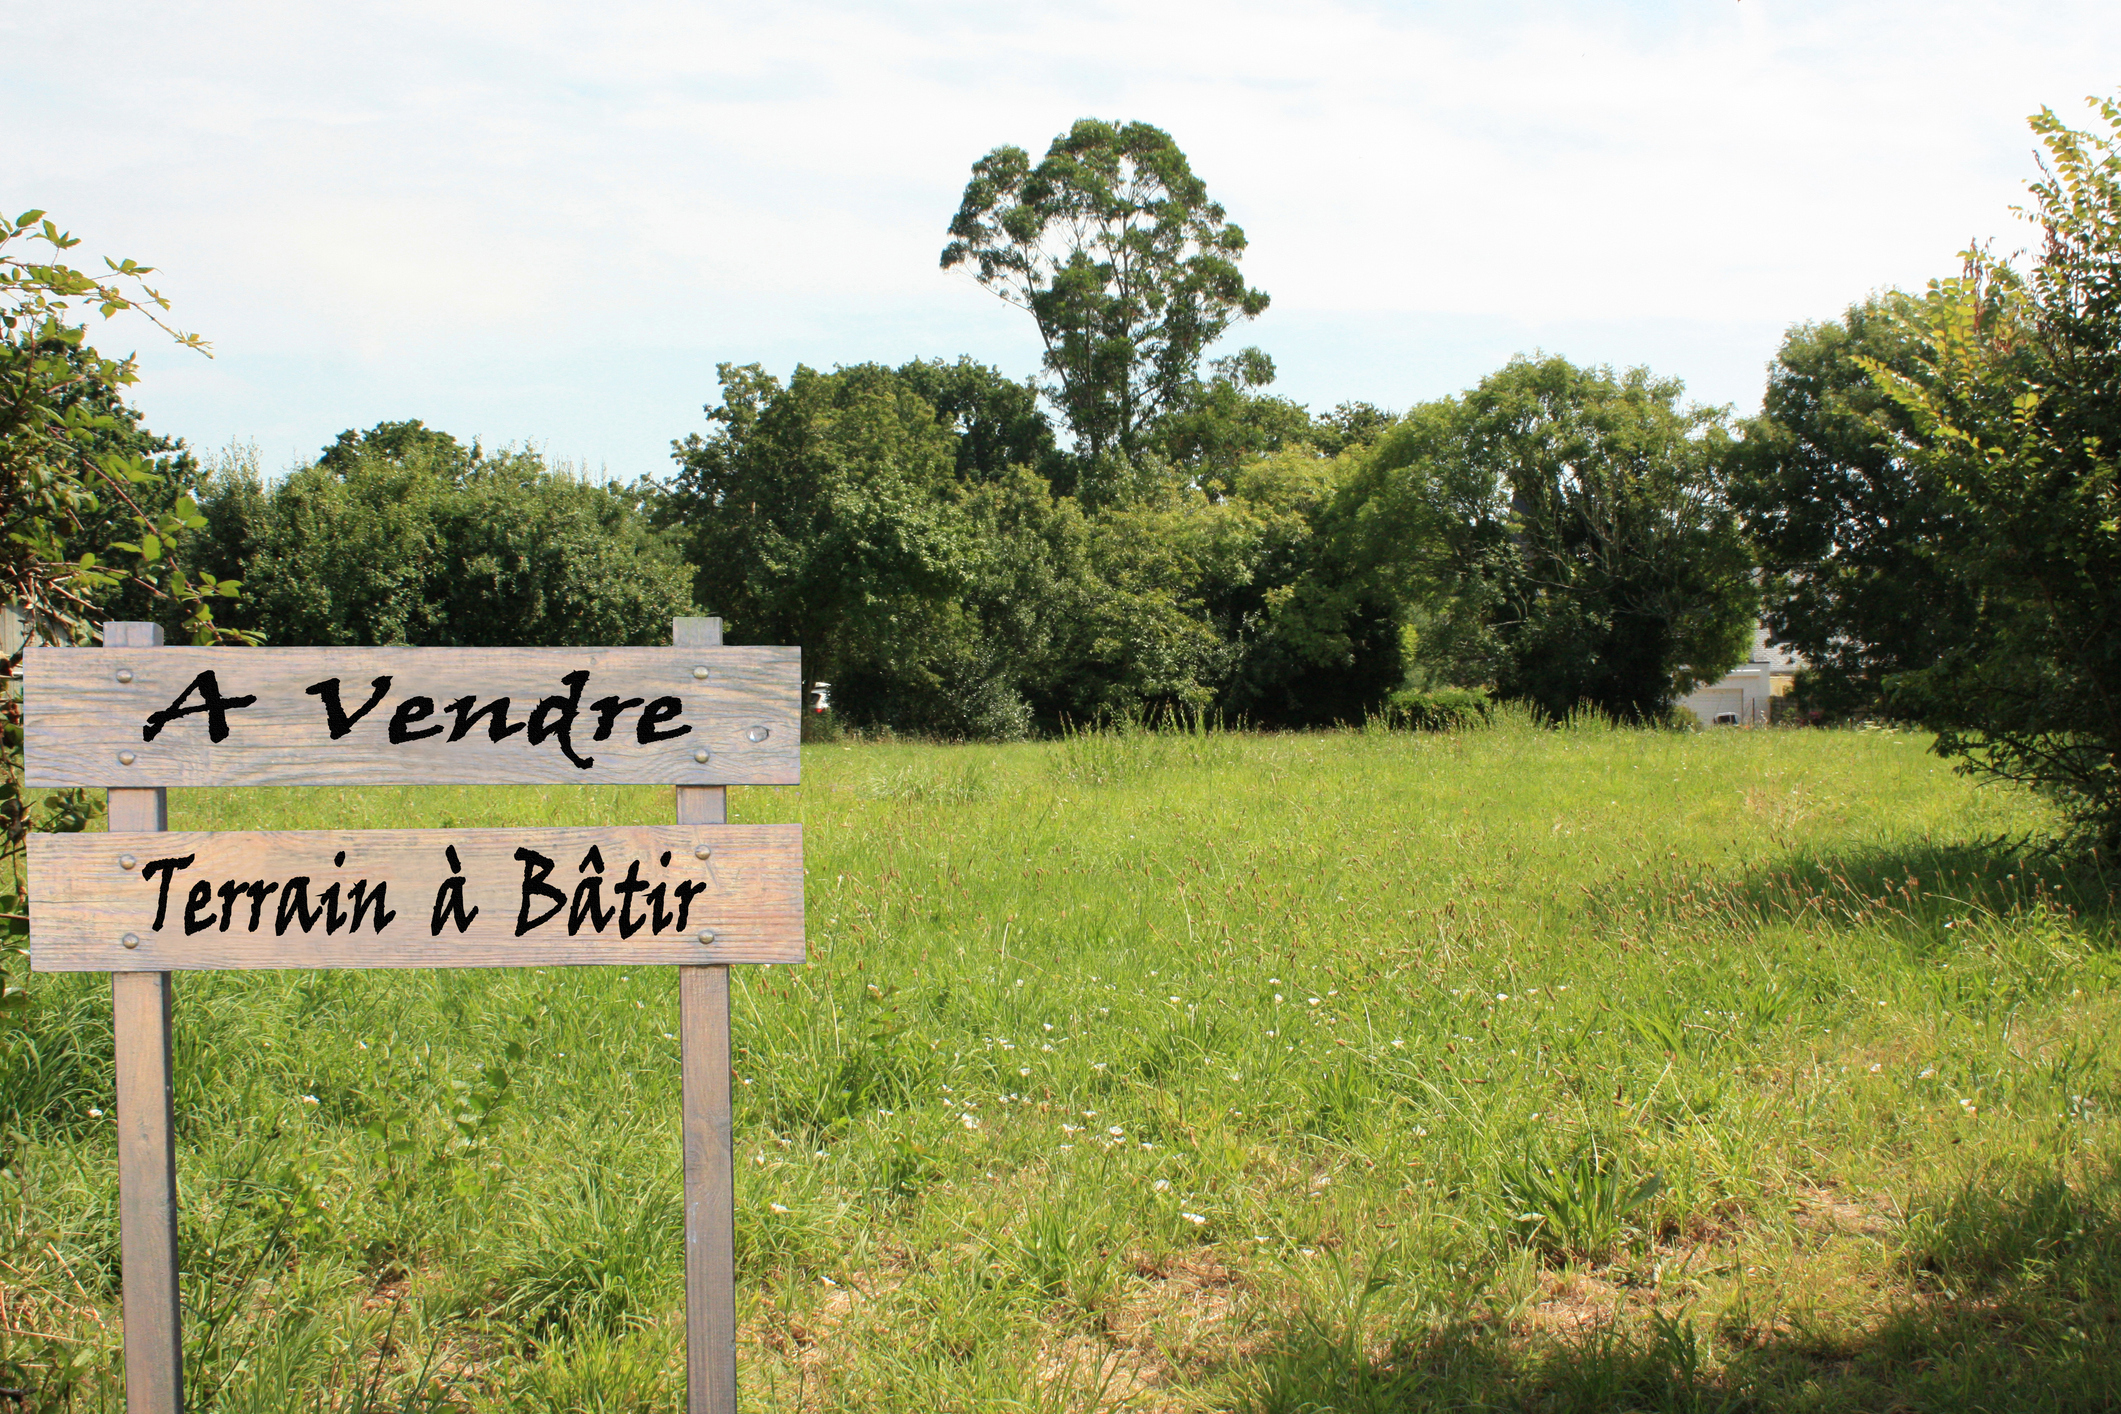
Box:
left=4, top=720, right=2118, bottom=1410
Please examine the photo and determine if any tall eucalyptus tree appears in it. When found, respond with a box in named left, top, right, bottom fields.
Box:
left=942, top=119, right=1268, bottom=468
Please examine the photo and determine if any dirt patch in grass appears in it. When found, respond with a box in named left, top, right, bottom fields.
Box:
left=1787, top=1183, right=1897, bottom=1240
left=1037, top=1333, right=1167, bottom=1412
left=1110, top=1252, right=1247, bottom=1353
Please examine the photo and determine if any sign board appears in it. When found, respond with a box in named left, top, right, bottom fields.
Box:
left=23, top=645, right=801, bottom=787
left=31, top=825, right=804, bottom=970
left=27, top=622, right=789, bottom=1414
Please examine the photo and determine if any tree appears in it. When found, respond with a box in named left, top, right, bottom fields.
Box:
left=1281, top=357, right=1755, bottom=723
left=1726, top=297, right=1980, bottom=718
left=664, top=359, right=1287, bottom=734
left=1861, top=94, right=2121, bottom=846
left=665, top=362, right=986, bottom=721
left=891, top=356, right=1061, bottom=487
left=1213, top=443, right=1400, bottom=726
left=1, top=212, right=238, bottom=647
left=318, top=417, right=479, bottom=477
left=1, top=211, right=242, bottom=1139
left=1153, top=348, right=1319, bottom=495
left=1308, top=401, right=1398, bottom=458
left=202, top=438, right=443, bottom=645
left=200, top=423, right=696, bottom=648
left=942, top=119, right=1269, bottom=464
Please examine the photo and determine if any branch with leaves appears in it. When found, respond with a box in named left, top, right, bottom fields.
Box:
left=1854, top=95, right=2121, bottom=849
left=2, top=209, right=252, bottom=1029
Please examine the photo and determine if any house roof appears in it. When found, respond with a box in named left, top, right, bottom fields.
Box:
left=1749, top=625, right=1806, bottom=672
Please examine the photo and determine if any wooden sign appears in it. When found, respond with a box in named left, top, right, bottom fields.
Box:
left=30, top=620, right=787, bottom=1414
left=31, top=825, right=804, bottom=971
left=23, top=645, right=800, bottom=787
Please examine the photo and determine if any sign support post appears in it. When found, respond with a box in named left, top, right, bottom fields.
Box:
left=105, top=622, right=183, bottom=1412
left=674, top=617, right=737, bottom=1414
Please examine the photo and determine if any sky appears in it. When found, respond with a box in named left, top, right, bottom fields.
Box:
left=11, top=0, right=2119, bottom=481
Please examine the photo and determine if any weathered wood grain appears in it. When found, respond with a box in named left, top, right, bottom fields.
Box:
left=113, top=970, right=181, bottom=1413
left=24, top=645, right=800, bottom=787
left=674, top=617, right=739, bottom=1414
left=105, top=623, right=184, bottom=1414
left=681, top=963, right=736, bottom=1414
left=30, top=824, right=804, bottom=971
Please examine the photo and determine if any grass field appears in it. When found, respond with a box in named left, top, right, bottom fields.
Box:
left=5, top=716, right=2121, bottom=1412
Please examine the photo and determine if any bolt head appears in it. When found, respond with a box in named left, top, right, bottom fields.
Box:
left=116, top=668, right=134, bottom=684
left=121, top=933, right=140, bottom=950
left=117, top=750, right=136, bottom=766
left=693, top=748, right=710, bottom=764
left=746, top=725, right=770, bottom=743
left=696, top=929, right=717, bottom=945
left=118, top=854, right=138, bottom=870
left=692, top=665, right=710, bottom=679
left=694, top=845, right=712, bottom=860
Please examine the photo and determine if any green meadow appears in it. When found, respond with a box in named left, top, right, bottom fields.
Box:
left=6, top=718, right=2121, bottom=1411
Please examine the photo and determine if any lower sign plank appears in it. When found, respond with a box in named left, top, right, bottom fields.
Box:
left=29, top=826, right=804, bottom=971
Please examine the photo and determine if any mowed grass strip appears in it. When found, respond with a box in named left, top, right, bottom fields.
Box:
left=6, top=719, right=2119, bottom=1412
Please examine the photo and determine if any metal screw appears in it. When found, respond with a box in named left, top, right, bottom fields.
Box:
left=693, top=748, right=710, bottom=763
left=116, top=668, right=134, bottom=684
left=121, top=933, right=140, bottom=950
left=746, top=725, right=770, bottom=743
left=692, top=665, right=710, bottom=680
left=696, top=929, right=717, bottom=945
left=117, top=751, right=136, bottom=766
left=118, top=854, right=138, bottom=871
left=694, top=845, right=712, bottom=860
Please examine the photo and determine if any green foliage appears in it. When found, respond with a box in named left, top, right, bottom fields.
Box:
left=665, top=359, right=1324, bottom=734
left=200, top=424, right=696, bottom=647
left=317, top=417, right=477, bottom=478
left=0, top=211, right=236, bottom=643
left=1152, top=348, right=1322, bottom=497
left=1208, top=443, right=1405, bottom=727
left=666, top=360, right=1006, bottom=731
left=1307, top=400, right=1398, bottom=458
left=1300, top=356, right=1756, bottom=723
left=892, top=355, right=1062, bottom=487
left=0, top=212, right=244, bottom=1134
left=1379, top=684, right=1492, bottom=730
left=943, top=118, right=1269, bottom=462
left=1727, top=297, right=1980, bottom=719
left=1860, top=93, right=2121, bottom=846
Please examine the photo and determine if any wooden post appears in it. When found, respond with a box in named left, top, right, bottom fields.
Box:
left=674, top=617, right=735, bottom=1414
left=105, top=621, right=182, bottom=1413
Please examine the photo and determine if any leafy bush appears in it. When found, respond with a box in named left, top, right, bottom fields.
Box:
left=1860, top=94, right=2121, bottom=848
left=199, top=425, right=696, bottom=648
left=1290, top=357, right=1756, bottom=726
left=1726, top=295, right=1973, bottom=720
left=2, top=213, right=244, bottom=1198
left=1380, top=685, right=1491, bottom=731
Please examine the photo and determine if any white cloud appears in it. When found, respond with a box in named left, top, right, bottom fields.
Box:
left=9, top=0, right=2118, bottom=473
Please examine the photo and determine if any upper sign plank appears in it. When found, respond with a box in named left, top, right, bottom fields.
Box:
left=24, top=646, right=800, bottom=788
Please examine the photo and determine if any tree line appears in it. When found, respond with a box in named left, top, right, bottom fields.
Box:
left=9, top=95, right=2121, bottom=843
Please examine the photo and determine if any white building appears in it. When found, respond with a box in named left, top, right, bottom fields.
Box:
left=1681, top=627, right=1803, bottom=726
